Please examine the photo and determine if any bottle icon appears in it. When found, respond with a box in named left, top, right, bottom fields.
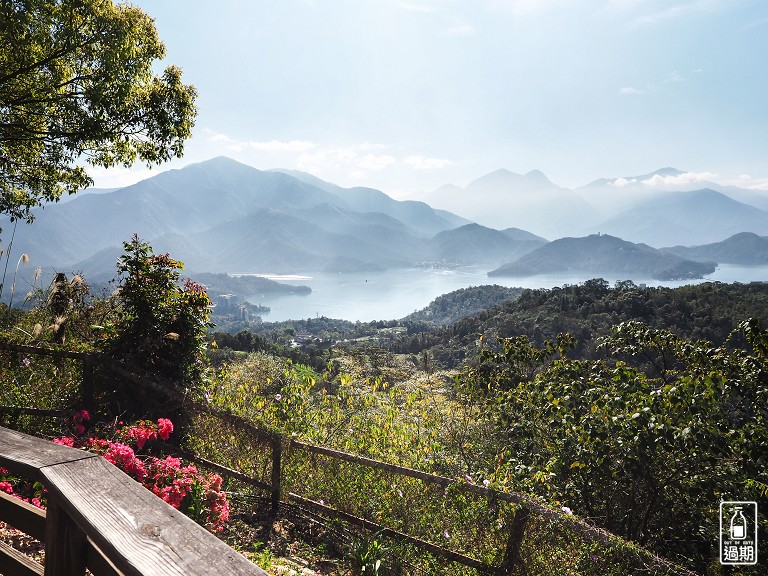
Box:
left=730, top=507, right=747, bottom=540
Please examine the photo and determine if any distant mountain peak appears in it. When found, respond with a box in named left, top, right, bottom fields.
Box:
left=191, top=156, right=254, bottom=169
left=624, top=167, right=684, bottom=181
left=584, top=167, right=685, bottom=188
left=646, top=167, right=684, bottom=178
left=468, top=167, right=559, bottom=191
left=524, top=169, right=553, bottom=184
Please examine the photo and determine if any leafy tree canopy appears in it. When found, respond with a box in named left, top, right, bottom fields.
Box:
left=0, top=0, right=197, bottom=221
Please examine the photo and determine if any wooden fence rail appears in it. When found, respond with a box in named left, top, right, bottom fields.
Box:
left=0, top=426, right=268, bottom=576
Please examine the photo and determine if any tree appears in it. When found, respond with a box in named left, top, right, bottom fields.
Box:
left=106, top=235, right=212, bottom=387
left=0, top=0, right=197, bottom=222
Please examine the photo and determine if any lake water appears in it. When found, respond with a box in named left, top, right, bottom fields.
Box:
left=243, top=264, right=768, bottom=322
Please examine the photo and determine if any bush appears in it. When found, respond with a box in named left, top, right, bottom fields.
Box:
left=100, top=236, right=212, bottom=416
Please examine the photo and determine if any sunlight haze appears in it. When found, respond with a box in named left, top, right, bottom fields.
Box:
left=92, top=0, right=768, bottom=197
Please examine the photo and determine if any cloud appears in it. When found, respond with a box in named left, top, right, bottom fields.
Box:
left=405, top=155, right=455, bottom=170
left=725, top=174, right=768, bottom=191
left=295, top=145, right=397, bottom=180
left=204, top=130, right=459, bottom=189
left=642, top=171, right=718, bottom=187
left=206, top=131, right=316, bottom=153
left=610, top=177, right=637, bottom=187
left=246, top=139, right=316, bottom=152
left=358, top=154, right=398, bottom=171
left=609, top=171, right=719, bottom=188
left=86, top=164, right=157, bottom=189
left=665, top=71, right=684, bottom=83
left=632, top=0, right=729, bottom=25
left=619, top=86, right=645, bottom=95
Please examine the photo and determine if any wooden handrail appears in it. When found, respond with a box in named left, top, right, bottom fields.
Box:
left=0, top=426, right=268, bottom=576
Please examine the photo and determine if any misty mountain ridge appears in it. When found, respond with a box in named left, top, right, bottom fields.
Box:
left=488, top=234, right=716, bottom=281
left=426, top=223, right=547, bottom=268
left=594, top=188, right=768, bottom=246
left=663, top=232, right=768, bottom=265
left=424, top=166, right=768, bottom=246
left=1, top=157, right=509, bottom=281
left=422, top=168, right=599, bottom=238
left=3, top=157, right=766, bottom=288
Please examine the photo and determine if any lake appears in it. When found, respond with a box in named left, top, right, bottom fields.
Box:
left=243, top=264, right=768, bottom=322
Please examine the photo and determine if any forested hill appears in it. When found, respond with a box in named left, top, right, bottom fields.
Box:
left=402, top=285, right=524, bottom=325
left=393, top=280, right=768, bottom=367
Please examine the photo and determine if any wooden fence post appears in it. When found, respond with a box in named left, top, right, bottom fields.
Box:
left=81, top=353, right=94, bottom=414
left=498, top=505, right=530, bottom=575
left=270, top=435, right=282, bottom=515
left=44, top=495, right=88, bottom=576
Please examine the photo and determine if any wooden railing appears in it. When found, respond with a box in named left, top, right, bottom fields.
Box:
left=0, top=426, right=268, bottom=576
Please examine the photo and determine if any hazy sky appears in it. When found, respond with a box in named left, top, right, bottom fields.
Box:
left=91, top=0, right=768, bottom=198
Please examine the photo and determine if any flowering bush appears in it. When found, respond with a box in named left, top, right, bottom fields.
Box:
left=71, top=409, right=90, bottom=435
left=105, top=236, right=212, bottom=386
left=118, top=417, right=174, bottom=449
left=45, top=416, right=227, bottom=533
left=0, top=466, right=44, bottom=509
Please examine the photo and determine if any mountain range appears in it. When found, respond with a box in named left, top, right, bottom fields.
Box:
left=421, top=167, right=768, bottom=245
left=2, top=157, right=767, bottom=290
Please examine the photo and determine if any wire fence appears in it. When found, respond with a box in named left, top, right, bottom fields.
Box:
left=0, top=342, right=700, bottom=576
left=283, top=441, right=697, bottom=576
left=0, top=341, right=93, bottom=435
left=285, top=440, right=517, bottom=574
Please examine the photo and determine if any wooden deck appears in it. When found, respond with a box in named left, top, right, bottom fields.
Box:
left=0, top=426, right=268, bottom=576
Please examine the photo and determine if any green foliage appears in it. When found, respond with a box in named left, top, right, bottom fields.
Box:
left=459, top=320, right=768, bottom=571
left=347, top=531, right=388, bottom=575
left=0, top=350, right=83, bottom=437
left=402, top=285, right=523, bottom=326
left=100, top=236, right=211, bottom=419
left=249, top=542, right=274, bottom=570
left=392, top=279, right=768, bottom=368
left=0, top=0, right=196, bottom=222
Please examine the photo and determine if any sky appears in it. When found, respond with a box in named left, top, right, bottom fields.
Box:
left=90, top=0, right=768, bottom=198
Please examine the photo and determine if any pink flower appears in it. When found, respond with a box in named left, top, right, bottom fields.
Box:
left=43, top=415, right=230, bottom=534
left=73, top=409, right=90, bottom=423
left=159, top=482, right=190, bottom=508
left=0, top=481, right=14, bottom=495
left=104, top=442, right=147, bottom=481
left=126, top=424, right=156, bottom=450
left=157, top=418, right=174, bottom=441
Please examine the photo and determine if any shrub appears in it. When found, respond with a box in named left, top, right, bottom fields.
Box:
left=53, top=416, right=229, bottom=533
left=100, top=236, right=212, bottom=417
